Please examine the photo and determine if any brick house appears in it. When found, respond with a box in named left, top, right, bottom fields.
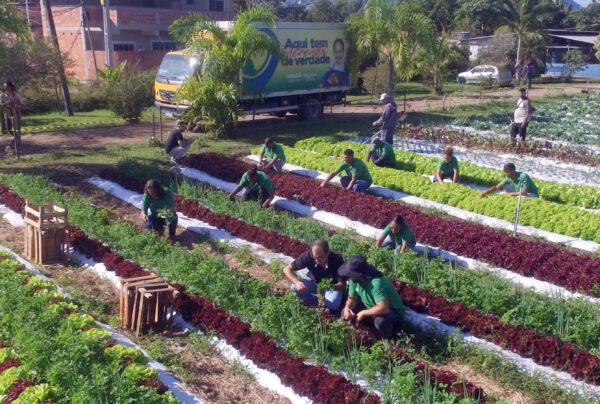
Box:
left=25, top=0, right=235, bottom=81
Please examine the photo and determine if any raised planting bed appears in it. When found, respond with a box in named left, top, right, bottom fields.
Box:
left=0, top=251, right=179, bottom=403
left=296, top=137, right=600, bottom=209
left=279, top=146, right=600, bottom=244
left=177, top=153, right=600, bottom=297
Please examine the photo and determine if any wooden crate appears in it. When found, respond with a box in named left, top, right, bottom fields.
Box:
left=120, top=275, right=178, bottom=335
left=23, top=200, right=67, bottom=265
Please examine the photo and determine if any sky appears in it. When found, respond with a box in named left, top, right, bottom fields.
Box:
left=575, top=0, right=593, bottom=6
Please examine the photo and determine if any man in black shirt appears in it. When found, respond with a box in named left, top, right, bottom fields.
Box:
left=165, top=120, right=189, bottom=163
left=283, top=239, right=345, bottom=310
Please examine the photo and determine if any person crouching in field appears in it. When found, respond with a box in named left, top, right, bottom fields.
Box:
left=479, top=163, right=538, bottom=198
left=282, top=239, right=345, bottom=311
left=140, top=179, right=178, bottom=242
left=229, top=165, right=275, bottom=208
left=339, top=255, right=405, bottom=339
left=165, top=120, right=190, bottom=164
left=366, top=138, right=396, bottom=167
left=258, top=137, right=286, bottom=172
left=376, top=215, right=416, bottom=254
left=321, top=148, right=372, bottom=193
left=434, top=146, right=460, bottom=184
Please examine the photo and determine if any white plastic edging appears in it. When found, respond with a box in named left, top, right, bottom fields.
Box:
left=175, top=170, right=600, bottom=305
left=0, top=244, right=203, bottom=404
left=0, top=205, right=24, bottom=227
left=247, top=155, right=599, bottom=254
left=86, top=177, right=293, bottom=266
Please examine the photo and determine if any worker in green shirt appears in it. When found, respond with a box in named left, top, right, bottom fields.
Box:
left=434, top=146, right=460, bottom=184
left=480, top=163, right=539, bottom=198
left=321, top=148, right=372, bottom=193
left=229, top=165, right=276, bottom=208
left=376, top=215, right=416, bottom=253
left=140, top=179, right=178, bottom=242
left=259, top=137, right=286, bottom=172
left=338, top=255, right=404, bottom=339
left=366, top=138, right=396, bottom=167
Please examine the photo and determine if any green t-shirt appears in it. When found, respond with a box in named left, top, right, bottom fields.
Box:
left=239, top=171, right=275, bottom=194
left=337, top=158, right=372, bottom=182
left=141, top=188, right=175, bottom=218
left=261, top=143, right=286, bottom=162
left=375, top=142, right=396, bottom=164
left=381, top=223, right=416, bottom=246
left=500, top=172, right=538, bottom=196
left=437, top=156, right=459, bottom=176
left=348, top=276, right=405, bottom=312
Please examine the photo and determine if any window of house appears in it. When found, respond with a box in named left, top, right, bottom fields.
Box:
left=113, top=43, right=134, bottom=51
left=209, top=0, right=224, bottom=11
left=152, top=41, right=179, bottom=51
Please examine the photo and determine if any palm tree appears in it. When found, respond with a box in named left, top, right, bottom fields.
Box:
left=169, top=6, right=281, bottom=137
left=0, top=0, right=30, bottom=41
left=497, top=0, right=554, bottom=63
left=595, top=37, right=600, bottom=62
left=417, top=37, right=450, bottom=95
left=347, top=0, right=435, bottom=95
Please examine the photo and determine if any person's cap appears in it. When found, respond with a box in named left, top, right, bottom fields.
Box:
left=379, top=93, right=389, bottom=101
left=338, top=255, right=378, bottom=278
left=176, top=119, right=185, bottom=125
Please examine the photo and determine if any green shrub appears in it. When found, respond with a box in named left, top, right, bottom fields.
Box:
left=102, top=65, right=155, bottom=122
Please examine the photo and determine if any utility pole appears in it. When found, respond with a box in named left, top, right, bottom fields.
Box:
left=101, top=0, right=113, bottom=67
left=41, top=0, right=74, bottom=116
left=81, top=0, right=99, bottom=77
left=25, top=0, right=31, bottom=28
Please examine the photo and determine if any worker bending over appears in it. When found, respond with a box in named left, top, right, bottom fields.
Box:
left=229, top=166, right=275, bottom=208
left=321, top=149, right=372, bottom=193
left=434, top=146, right=460, bottom=184
left=339, top=255, right=405, bottom=339
left=376, top=215, right=416, bottom=253
left=283, top=239, right=345, bottom=310
left=259, top=137, right=286, bottom=172
left=480, top=163, right=538, bottom=198
left=366, top=138, right=396, bottom=167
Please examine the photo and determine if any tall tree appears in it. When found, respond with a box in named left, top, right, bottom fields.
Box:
left=0, top=0, right=30, bottom=45
left=497, top=0, right=555, bottom=62
left=347, top=0, right=436, bottom=94
left=454, top=0, right=504, bottom=36
left=563, top=3, right=600, bottom=29
left=169, top=6, right=280, bottom=137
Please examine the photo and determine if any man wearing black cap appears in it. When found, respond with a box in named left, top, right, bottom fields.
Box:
left=338, top=255, right=404, bottom=339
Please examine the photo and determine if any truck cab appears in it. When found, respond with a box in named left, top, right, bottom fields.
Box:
left=154, top=51, right=202, bottom=116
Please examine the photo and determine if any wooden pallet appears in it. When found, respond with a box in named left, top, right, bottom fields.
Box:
left=23, top=200, right=67, bottom=265
left=120, top=274, right=178, bottom=336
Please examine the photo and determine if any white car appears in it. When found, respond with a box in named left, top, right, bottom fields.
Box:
left=457, top=65, right=512, bottom=85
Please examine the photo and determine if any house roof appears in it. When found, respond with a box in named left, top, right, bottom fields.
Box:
left=548, top=33, right=599, bottom=45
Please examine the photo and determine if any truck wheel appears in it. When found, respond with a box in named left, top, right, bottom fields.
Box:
left=299, top=99, right=323, bottom=121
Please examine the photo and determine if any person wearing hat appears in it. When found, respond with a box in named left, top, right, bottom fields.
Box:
left=434, top=146, right=460, bottom=184
left=373, top=93, right=398, bottom=144
left=282, top=239, right=345, bottom=310
left=338, top=255, right=405, bottom=339
left=376, top=215, right=416, bottom=253
left=259, top=137, right=286, bottom=172
left=321, top=148, right=372, bottom=193
left=164, top=120, right=190, bottom=164
left=229, top=165, right=275, bottom=208
left=479, top=163, right=538, bottom=198
left=366, top=138, right=396, bottom=167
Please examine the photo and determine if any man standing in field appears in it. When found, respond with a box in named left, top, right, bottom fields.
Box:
left=366, top=138, right=396, bottom=167
left=479, top=163, right=538, bottom=198
left=164, top=120, right=190, bottom=163
left=373, top=93, right=398, bottom=144
left=258, top=137, right=286, bottom=172
left=282, top=239, right=345, bottom=310
left=434, top=146, right=460, bottom=184
left=509, top=88, right=534, bottom=144
left=321, top=148, right=372, bottom=193
left=229, top=165, right=276, bottom=208
left=339, top=255, right=405, bottom=339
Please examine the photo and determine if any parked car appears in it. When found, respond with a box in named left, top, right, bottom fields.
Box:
left=457, top=65, right=512, bottom=86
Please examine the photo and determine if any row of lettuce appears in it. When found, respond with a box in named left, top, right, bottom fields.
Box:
left=98, top=165, right=600, bottom=386
left=0, top=252, right=177, bottom=403
left=179, top=153, right=600, bottom=297
left=0, top=174, right=481, bottom=403
left=280, top=141, right=600, bottom=243
left=296, top=137, right=600, bottom=209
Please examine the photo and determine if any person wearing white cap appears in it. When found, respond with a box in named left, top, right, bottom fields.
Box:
left=372, top=93, right=398, bottom=144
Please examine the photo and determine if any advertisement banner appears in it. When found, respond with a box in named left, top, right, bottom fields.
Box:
left=242, top=26, right=349, bottom=94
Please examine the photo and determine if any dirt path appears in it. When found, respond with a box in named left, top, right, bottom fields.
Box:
left=2, top=84, right=598, bottom=158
